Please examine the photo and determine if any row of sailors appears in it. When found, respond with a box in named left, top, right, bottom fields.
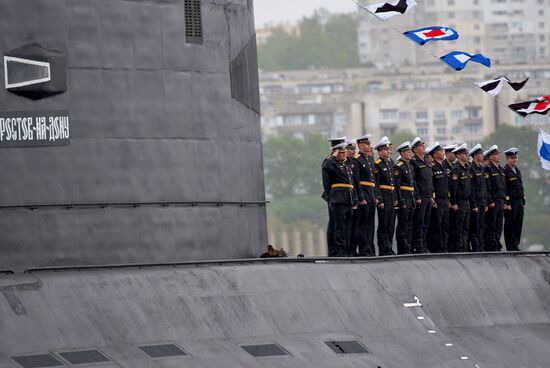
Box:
left=321, top=135, right=525, bottom=257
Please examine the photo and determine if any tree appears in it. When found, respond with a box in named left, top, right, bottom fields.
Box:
left=482, top=125, right=550, bottom=248
left=258, top=10, right=361, bottom=71
left=389, top=129, right=416, bottom=148
left=263, top=134, right=330, bottom=227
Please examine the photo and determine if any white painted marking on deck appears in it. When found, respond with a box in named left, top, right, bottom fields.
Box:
left=404, top=296, right=422, bottom=308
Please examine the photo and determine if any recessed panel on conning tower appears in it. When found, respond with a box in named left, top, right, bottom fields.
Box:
left=0, top=0, right=266, bottom=271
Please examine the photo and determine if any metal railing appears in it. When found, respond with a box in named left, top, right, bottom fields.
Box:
left=22, top=251, right=550, bottom=274
left=0, top=201, right=269, bottom=211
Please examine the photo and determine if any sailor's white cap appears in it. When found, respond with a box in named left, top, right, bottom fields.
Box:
left=331, top=142, right=348, bottom=151
left=396, top=141, right=411, bottom=152
left=345, top=139, right=357, bottom=147
left=486, top=144, right=499, bottom=156
left=328, top=136, right=347, bottom=146
left=411, top=136, right=425, bottom=149
left=428, top=142, right=443, bottom=155
left=452, top=143, right=468, bottom=154
left=444, top=144, right=458, bottom=152
left=355, top=134, right=372, bottom=143
left=504, top=147, right=520, bottom=156
left=469, top=143, right=483, bottom=157
left=374, top=136, right=392, bottom=150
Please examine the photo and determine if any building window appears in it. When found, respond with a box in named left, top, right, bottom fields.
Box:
left=465, top=107, right=482, bottom=119
left=399, top=111, right=412, bottom=120
left=382, top=127, right=397, bottom=136
left=416, top=111, right=428, bottom=121
left=380, top=109, right=398, bottom=121
left=185, top=0, right=203, bottom=44
left=466, top=124, right=482, bottom=133
left=417, top=128, right=428, bottom=136
left=434, top=111, right=446, bottom=120
left=451, top=110, right=463, bottom=119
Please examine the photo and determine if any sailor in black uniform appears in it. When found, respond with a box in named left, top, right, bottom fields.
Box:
left=354, top=134, right=378, bottom=257
left=374, top=136, right=397, bottom=256
left=393, top=141, right=417, bottom=255
left=322, top=137, right=347, bottom=256
left=468, top=144, right=488, bottom=252
left=439, top=144, right=458, bottom=252
left=410, top=137, right=434, bottom=253
left=427, top=143, right=449, bottom=253
left=449, top=144, right=474, bottom=253
left=484, top=145, right=506, bottom=252
left=503, top=148, right=525, bottom=252
left=443, top=144, right=458, bottom=177
left=345, top=139, right=365, bottom=256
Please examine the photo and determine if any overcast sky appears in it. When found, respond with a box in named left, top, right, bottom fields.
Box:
left=254, top=0, right=356, bottom=28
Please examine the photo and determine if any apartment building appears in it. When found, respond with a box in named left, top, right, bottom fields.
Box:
left=260, top=63, right=550, bottom=145
left=357, top=0, right=550, bottom=67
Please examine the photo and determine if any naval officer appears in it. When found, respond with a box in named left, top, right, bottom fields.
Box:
left=374, top=137, right=397, bottom=256
left=503, top=148, right=525, bottom=252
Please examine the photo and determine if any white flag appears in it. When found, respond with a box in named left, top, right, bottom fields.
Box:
left=538, top=129, right=550, bottom=171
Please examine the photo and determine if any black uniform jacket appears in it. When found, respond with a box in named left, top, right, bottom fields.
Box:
left=393, top=159, right=418, bottom=208
left=485, top=162, right=506, bottom=204
left=443, top=160, right=454, bottom=178
left=410, top=154, right=434, bottom=199
left=469, top=161, right=488, bottom=208
left=450, top=162, right=474, bottom=206
left=431, top=160, right=449, bottom=200
left=322, top=155, right=361, bottom=206
left=356, top=152, right=378, bottom=204
left=504, top=164, right=525, bottom=204
left=374, top=157, right=397, bottom=204
left=347, top=157, right=365, bottom=204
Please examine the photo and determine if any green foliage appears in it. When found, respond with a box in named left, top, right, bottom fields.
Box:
left=258, top=9, right=361, bottom=71
left=389, top=130, right=416, bottom=148
left=263, top=133, right=330, bottom=227
left=482, top=125, right=550, bottom=248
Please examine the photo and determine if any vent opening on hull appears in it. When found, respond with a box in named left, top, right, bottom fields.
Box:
left=184, top=0, right=203, bottom=44
left=57, top=350, right=110, bottom=365
left=12, top=355, right=64, bottom=368
left=325, top=341, right=369, bottom=354
left=241, top=344, right=290, bottom=357
left=138, top=344, right=187, bottom=359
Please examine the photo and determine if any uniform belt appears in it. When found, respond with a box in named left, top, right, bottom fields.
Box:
left=332, top=183, right=354, bottom=189
left=360, top=181, right=375, bottom=187
left=400, top=186, right=415, bottom=192
left=379, top=185, right=395, bottom=191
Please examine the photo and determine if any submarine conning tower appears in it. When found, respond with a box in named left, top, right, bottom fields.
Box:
left=0, top=0, right=267, bottom=272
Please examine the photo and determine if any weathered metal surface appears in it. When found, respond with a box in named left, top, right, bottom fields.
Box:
left=0, top=0, right=266, bottom=270
left=1, top=253, right=549, bottom=367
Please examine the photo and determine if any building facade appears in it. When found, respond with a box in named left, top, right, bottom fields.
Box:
left=357, top=0, right=550, bottom=67
left=260, top=63, right=550, bottom=145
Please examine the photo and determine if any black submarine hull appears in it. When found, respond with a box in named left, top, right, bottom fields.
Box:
left=1, top=253, right=550, bottom=367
